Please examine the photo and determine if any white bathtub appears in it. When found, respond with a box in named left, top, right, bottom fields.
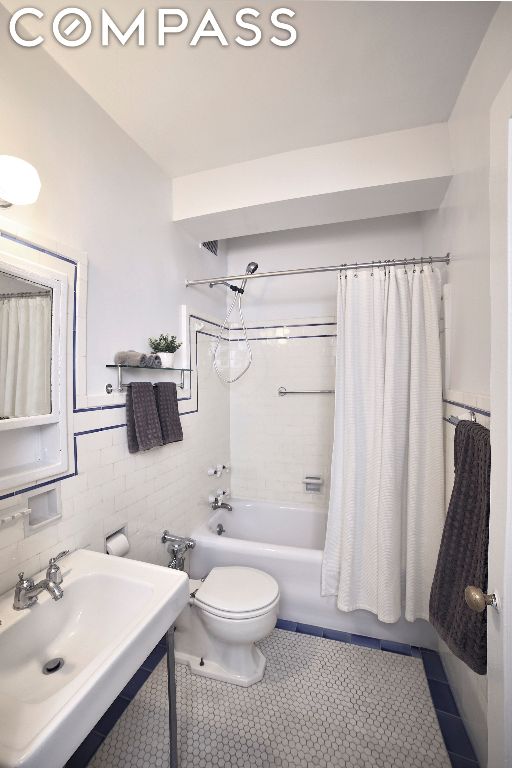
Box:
left=189, top=498, right=437, bottom=648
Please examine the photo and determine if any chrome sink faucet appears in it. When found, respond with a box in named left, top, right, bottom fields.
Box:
left=13, top=550, right=70, bottom=610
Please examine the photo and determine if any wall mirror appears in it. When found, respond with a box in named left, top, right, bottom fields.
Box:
left=0, top=229, right=76, bottom=496
left=0, top=269, right=53, bottom=420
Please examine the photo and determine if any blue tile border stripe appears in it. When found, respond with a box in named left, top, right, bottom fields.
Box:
left=274, top=620, right=479, bottom=768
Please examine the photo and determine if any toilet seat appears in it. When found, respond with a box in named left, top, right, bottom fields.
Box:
left=194, top=566, right=279, bottom=620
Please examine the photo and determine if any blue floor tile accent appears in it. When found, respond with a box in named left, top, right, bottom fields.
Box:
left=322, top=627, right=351, bottom=643
left=296, top=622, right=324, bottom=637
left=72, top=622, right=479, bottom=768
left=65, top=731, right=104, bottom=768
left=276, top=618, right=297, bottom=632
left=421, top=648, right=449, bottom=683
left=436, top=711, right=478, bottom=762
left=351, top=633, right=380, bottom=649
left=141, top=643, right=167, bottom=671
left=94, top=696, right=131, bottom=737
left=380, top=639, right=412, bottom=656
left=274, top=620, right=479, bottom=767
left=428, top=678, right=459, bottom=716
left=448, top=753, right=479, bottom=768
left=119, top=666, right=153, bottom=700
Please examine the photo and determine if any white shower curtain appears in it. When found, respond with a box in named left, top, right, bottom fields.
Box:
left=0, top=295, right=52, bottom=418
left=321, top=266, right=444, bottom=623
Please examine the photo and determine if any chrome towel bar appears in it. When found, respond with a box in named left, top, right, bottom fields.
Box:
left=442, top=398, right=490, bottom=426
left=105, top=364, right=191, bottom=394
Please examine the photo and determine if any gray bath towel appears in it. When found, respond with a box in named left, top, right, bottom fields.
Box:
left=126, top=383, right=163, bottom=453
left=114, top=350, right=148, bottom=367
left=429, top=420, right=491, bottom=675
left=154, top=382, right=183, bottom=444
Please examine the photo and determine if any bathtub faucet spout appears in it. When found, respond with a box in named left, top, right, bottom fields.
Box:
left=210, top=497, right=233, bottom=512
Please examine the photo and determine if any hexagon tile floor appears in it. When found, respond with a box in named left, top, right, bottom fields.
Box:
left=87, top=629, right=453, bottom=768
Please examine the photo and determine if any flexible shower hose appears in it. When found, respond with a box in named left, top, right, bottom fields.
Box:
left=213, top=290, right=252, bottom=383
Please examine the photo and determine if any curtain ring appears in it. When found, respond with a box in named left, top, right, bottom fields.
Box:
left=354, top=262, right=358, bottom=278
left=430, top=255, right=434, bottom=272
left=420, top=257, right=424, bottom=273
left=371, top=260, right=374, bottom=277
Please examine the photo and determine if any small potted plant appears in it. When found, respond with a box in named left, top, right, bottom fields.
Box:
left=148, top=334, right=182, bottom=368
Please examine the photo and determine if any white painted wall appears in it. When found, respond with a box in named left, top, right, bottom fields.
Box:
left=173, top=125, right=452, bottom=240
left=226, top=212, right=424, bottom=322
left=0, top=6, right=229, bottom=589
left=173, top=124, right=451, bottom=217
left=420, top=6, right=512, bottom=765
left=0, top=4, right=226, bottom=396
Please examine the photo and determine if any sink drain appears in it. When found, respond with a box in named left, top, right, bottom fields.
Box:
left=43, top=657, right=64, bottom=675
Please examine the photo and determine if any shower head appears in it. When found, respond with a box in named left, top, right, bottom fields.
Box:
left=245, top=262, right=259, bottom=275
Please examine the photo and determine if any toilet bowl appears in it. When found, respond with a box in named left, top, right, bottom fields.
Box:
left=174, top=566, right=279, bottom=686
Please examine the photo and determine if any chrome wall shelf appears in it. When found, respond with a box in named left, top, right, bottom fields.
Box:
left=105, top=365, right=191, bottom=394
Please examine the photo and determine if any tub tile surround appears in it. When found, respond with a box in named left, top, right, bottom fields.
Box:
left=0, top=324, right=230, bottom=596
left=229, top=316, right=337, bottom=508
left=70, top=627, right=477, bottom=768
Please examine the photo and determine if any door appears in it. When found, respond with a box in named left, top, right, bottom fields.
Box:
left=488, top=80, right=512, bottom=768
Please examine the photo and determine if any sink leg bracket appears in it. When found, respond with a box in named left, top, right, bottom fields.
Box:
left=167, top=626, right=179, bottom=768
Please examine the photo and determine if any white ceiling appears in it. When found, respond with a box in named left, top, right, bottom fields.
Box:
left=5, top=1, right=497, bottom=178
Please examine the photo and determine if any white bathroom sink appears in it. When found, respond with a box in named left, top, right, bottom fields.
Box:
left=0, top=549, right=189, bottom=768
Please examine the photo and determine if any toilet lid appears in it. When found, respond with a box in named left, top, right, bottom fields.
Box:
left=195, top=566, right=279, bottom=615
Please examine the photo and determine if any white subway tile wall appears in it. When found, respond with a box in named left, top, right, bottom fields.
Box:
left=0, top=330, right=229, bottom=596
left=229, top=319, right=336, bottom=508
left=0, top=315, right=336, bottom=596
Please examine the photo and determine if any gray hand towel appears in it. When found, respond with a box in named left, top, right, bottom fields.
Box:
left=126, top=383, right=163, bottom=453
left=154, top=382, right=183, bottom=444
left=429, top=420, right=491, bottom=674
left=114, top=350, right=148, bottom=367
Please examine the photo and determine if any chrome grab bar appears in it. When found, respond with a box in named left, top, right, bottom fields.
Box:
left=278, top=386, right=334, bottom=396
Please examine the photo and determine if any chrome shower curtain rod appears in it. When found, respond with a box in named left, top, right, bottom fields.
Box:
left=186, top=254, right=450, bottom=287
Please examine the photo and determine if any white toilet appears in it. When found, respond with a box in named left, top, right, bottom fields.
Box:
left=174, top=565, right=279, bottom=687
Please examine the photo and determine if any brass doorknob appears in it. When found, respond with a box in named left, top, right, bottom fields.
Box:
left=464, top=585, right=497, bottom=613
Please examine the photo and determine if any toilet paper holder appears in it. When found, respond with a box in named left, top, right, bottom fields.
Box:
left=105, top=527, right=130, bottom=556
